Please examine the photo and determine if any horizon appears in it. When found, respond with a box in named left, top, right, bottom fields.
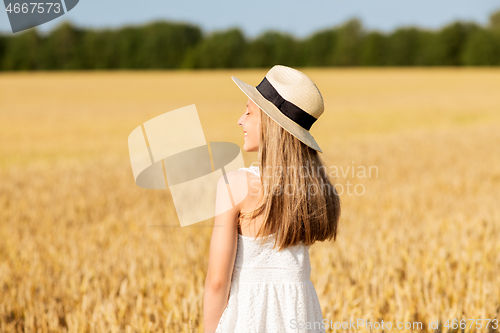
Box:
left=1, top=0, right=499, bottom=37
left=1, top=12, right=498, bottom=39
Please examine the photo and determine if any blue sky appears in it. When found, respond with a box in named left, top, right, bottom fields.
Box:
left=1, top=0, right=500, bottom=37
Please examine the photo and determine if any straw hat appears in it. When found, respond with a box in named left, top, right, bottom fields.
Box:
left=232, top=65, right=324, bottom=153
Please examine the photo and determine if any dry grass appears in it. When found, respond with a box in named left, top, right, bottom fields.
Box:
left=1, top=68, right=500, bottom=332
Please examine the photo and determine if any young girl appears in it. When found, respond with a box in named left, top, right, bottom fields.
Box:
left=203, top=65, right=341, bottom=333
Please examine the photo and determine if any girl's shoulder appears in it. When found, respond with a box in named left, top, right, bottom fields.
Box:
left=216, top=167, right=260, bottom=193
left=238, top=166, right=260, bottom=177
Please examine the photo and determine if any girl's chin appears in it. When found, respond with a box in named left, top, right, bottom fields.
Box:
left=244, top=145, right=258, bottom=153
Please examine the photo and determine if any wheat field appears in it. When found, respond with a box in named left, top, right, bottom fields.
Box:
left=1, top=68, right=500, bottom=333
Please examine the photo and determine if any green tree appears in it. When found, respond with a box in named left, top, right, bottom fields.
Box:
left=332, top=18, right=364, bottom=66
left=488, top=9, right=500, bottom=57
left=360, top=31, right=388, bottom=66
left=489, top=9, right=500, bottom=35
left=0, top=35, right=6, bottom=70
left=462, top=28, right=500, bottom=65
left=80, top=29, right=119, bottom=69
left=40, top=21, right=85, bottom=69
left=415, top=30, right=442, bottom=66
left=113, top=26, right=144, bottom=69
left=183, top=28, right=246, bottom=69
left=3, top=14, right=500, bottom=70
left=2, top=29, right=41, bottom=70
left=433, top=22, right=480, bottom=66
left=386, top=27, right=421, bottom=66
left=301, top=28, right=338, bottom=66
left=135, top=21, right=202, bottom=69
left=244, top=31, right=299, bottom=68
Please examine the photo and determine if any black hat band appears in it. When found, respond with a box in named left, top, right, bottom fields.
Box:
left=256, top=77, right=317, bottom=131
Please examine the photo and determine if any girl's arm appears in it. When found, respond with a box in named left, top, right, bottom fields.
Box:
left=203, top=171, right=245, bottom=333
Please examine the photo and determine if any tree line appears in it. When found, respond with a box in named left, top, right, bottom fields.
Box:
left=1, top=10, right=499, bottom=70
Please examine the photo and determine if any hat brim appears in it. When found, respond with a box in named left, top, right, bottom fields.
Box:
left=231, top=76, right=322, bottom=153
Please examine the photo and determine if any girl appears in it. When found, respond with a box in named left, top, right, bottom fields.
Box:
left=203, top=65, right=341, bottom=333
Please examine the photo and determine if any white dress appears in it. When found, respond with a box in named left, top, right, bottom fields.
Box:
left=214, top=166, right=326, bottom=333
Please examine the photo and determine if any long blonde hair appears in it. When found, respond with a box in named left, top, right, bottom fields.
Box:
left=238, top=109, right=341, bottom=251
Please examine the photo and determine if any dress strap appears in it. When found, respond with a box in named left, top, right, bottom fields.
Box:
left=238, top=166, right=260, bottom=177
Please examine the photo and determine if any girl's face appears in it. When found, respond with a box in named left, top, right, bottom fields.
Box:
left=238, top=98, right=261, bottom=152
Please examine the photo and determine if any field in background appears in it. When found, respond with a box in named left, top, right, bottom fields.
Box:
left=1, top=68, right=500, bottom=332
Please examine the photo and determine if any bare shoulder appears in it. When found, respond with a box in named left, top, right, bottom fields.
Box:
left=216, top=169, right=248, bottom=186
left=216, top=169, right=260, bottom=211
left=217, top=169, right=259, bottom=185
